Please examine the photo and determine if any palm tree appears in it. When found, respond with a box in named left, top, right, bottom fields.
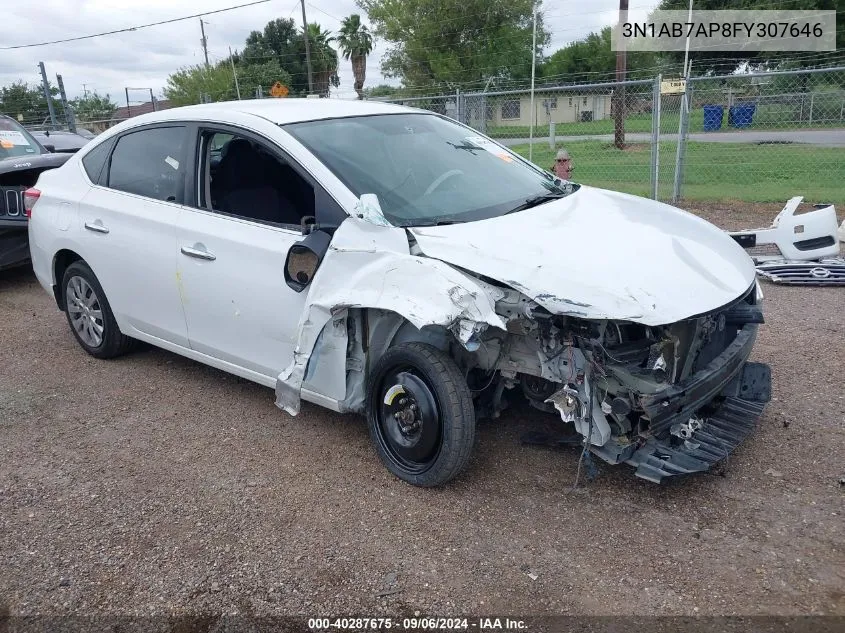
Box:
left=336, top=14, right=374, bottom=100
left=303, top=23, right=339, bottom=97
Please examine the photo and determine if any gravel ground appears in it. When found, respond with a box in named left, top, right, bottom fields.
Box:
left=1, top=206, right=843, bottom=618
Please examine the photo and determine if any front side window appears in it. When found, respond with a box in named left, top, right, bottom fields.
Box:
left=0, top=117, right=43, bottom=159
left=107, top=126, right=187, bottom=202
left=198, top=130, right=315, bottom=226
left=285, top=113, right=574, bottom=227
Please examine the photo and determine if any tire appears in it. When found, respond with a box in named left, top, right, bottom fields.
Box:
left=61, top=260, right=135, bottom=359
left=366, top=342, right=476, bottom=487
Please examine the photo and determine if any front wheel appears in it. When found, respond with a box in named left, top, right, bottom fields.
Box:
left=366, top=343, right=476, bottom=487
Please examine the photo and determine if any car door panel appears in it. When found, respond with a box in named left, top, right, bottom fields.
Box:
left=76, top=124, right=190, bottom=346
left=78, top=188, right=188, bottom=346
left=176, top=208, right=306, bottom=379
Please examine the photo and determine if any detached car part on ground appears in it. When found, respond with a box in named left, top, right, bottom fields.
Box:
left=28, top=101, right=771, bottom=488
left=730, top=197, right=844, bottom=286
left=1, top=115, right=72, bottom=271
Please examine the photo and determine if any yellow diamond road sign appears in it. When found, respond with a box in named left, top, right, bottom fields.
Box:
left=660, top=79, right=686, bottom=95
left=270, top=82, right=289, bottom=98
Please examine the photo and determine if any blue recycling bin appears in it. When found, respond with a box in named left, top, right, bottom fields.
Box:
left=702, top=104, right=724, bottom=131
left=728, top=103, right=756, bottom=128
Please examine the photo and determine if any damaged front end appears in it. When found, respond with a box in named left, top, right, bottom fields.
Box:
left=468, top=280, right=772, bottom=483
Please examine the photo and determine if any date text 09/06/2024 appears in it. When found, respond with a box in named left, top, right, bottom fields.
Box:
left=308, top=617, right=529, bottom=631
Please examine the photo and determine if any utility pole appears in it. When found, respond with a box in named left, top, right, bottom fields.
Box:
left=300, top=0, right=314, bottom=95
left=614, top=0, right=629, bottom=149
left=230, top=46, right=241, bottom=100
left=125, top=87, right=131, bottom=118
left=200, top=18, right=210, bottom=67
left=55, top=74, right=77, bottom=133
left=149, top=88, right=157, bottom=111
left=38, top=62, right=58, bottom=129
left=82, top=83, right=89, bottom=98
left=528, top=8, right=537, bottom=162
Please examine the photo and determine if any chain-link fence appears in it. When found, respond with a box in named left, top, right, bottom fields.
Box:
left=3, top=66, right=843, bottom=208
left=381, top=66, right=845, bottom=208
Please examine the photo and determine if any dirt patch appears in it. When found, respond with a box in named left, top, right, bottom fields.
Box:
left=681, top=199, right=845, bottom=232
left=0, top=265, right=843, bottom=618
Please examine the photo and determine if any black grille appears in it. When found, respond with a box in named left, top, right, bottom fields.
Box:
left=0, top=186, right=26, bottom=217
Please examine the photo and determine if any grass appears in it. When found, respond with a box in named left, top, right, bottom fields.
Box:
left=511, top=140, right=845, bottom=205
left=484, top=103, right=845, bottom=139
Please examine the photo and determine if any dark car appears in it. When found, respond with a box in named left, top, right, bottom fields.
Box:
left=1, top=115, right=72, bottom=271
left=31, top=129, right=92, bottom=153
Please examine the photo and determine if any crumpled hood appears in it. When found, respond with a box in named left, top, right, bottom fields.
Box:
left=409, top=186, right=756, bottom=326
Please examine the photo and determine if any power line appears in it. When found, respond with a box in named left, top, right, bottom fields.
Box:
left=0, top=0, right=273, bottom=50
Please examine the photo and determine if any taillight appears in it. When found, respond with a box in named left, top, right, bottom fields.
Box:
left=23, top=188, right=40, bottom=217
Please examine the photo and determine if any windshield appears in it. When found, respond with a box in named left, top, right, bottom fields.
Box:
left=0, top=118, right=43, bottom=160
left=285, top=113, right=576, bottom=227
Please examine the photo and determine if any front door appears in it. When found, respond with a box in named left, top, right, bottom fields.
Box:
left=176, top=128, right=319, bottom=380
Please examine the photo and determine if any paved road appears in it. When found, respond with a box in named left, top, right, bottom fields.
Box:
left=499, top=128, right=845, bottom=147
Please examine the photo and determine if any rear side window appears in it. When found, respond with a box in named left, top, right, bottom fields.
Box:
left=81, top=140, right=112, bottom=185
left=107, top=126, right=187, bottom=202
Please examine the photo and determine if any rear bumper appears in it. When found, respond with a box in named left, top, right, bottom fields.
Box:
left=0, top=225, right=29, bottom=272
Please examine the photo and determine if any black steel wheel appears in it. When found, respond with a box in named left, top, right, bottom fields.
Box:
left=366, top=343, right=476, bottom=487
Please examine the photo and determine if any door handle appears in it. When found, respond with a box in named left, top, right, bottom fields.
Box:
left=84, top=221, right=109, bottom=234
left=180, top=245, right=216, bottom=261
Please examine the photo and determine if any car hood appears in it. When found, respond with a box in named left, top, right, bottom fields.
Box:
left=409, top=186, right=756, bottom=326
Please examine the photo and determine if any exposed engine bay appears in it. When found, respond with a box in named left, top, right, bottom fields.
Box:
left=442, top=278, right=772, bottom=482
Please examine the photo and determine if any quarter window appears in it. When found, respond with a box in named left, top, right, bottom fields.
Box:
left=107, top=126, right=187, bottom=202
left=81, top=140, right=112, bottom=185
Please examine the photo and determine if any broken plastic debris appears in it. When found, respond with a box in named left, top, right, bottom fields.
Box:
left=354, top=193, right=392, bottom=227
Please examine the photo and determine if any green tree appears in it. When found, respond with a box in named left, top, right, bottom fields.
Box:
left=302, top=23, right=340, bottom=97
left=70, top=92, right=117, bottom=121
left=243, top=18, right=308, bottom=94
left=0, top=81, right=56, bottom=124
left=164, top=58, right=292, bottom=105
left=337, top=14, right=375, bottom=99
left=363, top=84, right=402, bottom=98
left=657, top=0, right=845, bottom=74
left=236, top=59, right=293, bottom=97
left=541, top=27, right=660, bottom=82
left=242, top=18, right=339, bottom=96
left=164, top=63, right=235, bottom=105
left=358, top=0, right=549, bottom=90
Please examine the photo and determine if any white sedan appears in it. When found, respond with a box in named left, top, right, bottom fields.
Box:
left=27, top=99, right=771, bottom=486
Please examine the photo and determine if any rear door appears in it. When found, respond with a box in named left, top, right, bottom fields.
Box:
left=78, top=124, right=190, bottom=346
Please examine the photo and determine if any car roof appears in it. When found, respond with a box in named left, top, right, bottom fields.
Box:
left=124, top=98, right=418, bottom=127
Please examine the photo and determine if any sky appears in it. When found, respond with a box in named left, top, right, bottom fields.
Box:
left=1, top=0, right=658, bottom=105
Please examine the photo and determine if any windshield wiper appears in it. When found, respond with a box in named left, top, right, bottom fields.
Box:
left=400, top=218, right=460, bottom=227
left=505, top=192, right=568, bottom=215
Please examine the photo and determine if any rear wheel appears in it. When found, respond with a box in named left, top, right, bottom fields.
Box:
left=366, top=343, right=476, bottom=487
left=62, top=261, right=134, bottom=359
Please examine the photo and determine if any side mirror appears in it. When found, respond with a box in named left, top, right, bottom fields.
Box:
left=43, top=144, right=56, bottom=153
left=284, top=229, right=331, bottom=292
